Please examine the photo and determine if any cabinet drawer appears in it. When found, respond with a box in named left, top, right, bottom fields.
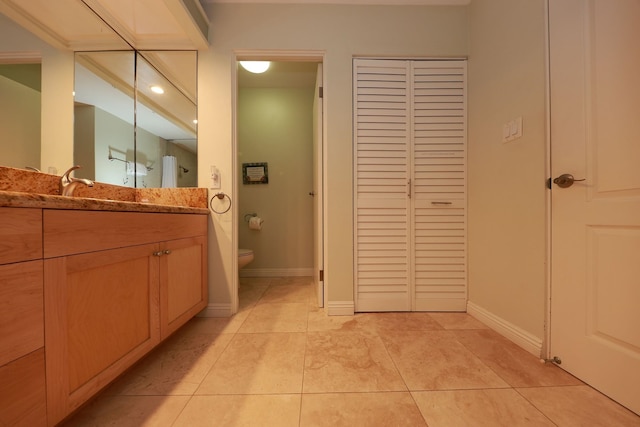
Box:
left=0, top=207, right=42, bottom=264
left=0, top=348, right=47, bottom=427
left=43, top=210, right=208, bottom=258
left=0, top=260, right=44, bottom=367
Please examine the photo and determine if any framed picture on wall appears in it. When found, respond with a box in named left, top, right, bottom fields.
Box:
left=242, top=162, right=269, bottom=184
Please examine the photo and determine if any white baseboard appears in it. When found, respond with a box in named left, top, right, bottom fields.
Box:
left=467, top=301, right=543, bottom=358
left=327, top=301, right=355, bottom=316
left=239, top=268, right=313, bottom=278
left=197, top=303, right=233, bottom=318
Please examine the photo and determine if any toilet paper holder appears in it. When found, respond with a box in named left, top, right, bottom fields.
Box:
left=244, top=213, right=257, bottom=222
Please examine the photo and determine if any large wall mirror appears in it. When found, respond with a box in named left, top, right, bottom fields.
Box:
left=74, top=50, right=197, bottom=188
left=1, top=1, right=202, bottom=188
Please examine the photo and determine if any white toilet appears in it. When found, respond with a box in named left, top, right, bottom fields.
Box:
left=238, top=248, right=254, bottom=269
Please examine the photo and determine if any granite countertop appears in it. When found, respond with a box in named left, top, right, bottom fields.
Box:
left=0, top=190, right=210, bottom=214
left=0, top=166, right=211, bottom=214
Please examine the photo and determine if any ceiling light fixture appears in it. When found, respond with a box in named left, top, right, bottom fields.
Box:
left=150, top=85, right=164, bottom=94
left=239, top=61, right=270, bottom=74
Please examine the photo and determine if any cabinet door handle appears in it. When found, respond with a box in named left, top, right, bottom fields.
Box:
left=163, top=250, right=172, bottom=255
left=153, top=251, right=163, bottom=257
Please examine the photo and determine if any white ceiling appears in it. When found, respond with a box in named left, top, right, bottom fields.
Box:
left=75, top=62, right=195, bottom=141
left=238, top=61, right=319, bottom=89
left=205, top=0, right=469, bottom=4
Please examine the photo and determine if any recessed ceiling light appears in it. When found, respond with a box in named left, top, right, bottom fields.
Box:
left=150, top=85, right=164, bottom=94
left=239, top=61, right=270, bottom=74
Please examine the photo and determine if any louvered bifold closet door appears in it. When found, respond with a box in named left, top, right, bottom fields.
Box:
left=411, top=60, right=467, bottom=311
left=354, top=59, right=411, bottom=311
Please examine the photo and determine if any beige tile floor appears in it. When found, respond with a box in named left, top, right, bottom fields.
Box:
left=63, top=276, right=640, bottom=426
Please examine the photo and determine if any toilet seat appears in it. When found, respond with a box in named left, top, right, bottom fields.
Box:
left=239, top=248, right=253, bottom=258
left=238, top=248, right=254, bottom=269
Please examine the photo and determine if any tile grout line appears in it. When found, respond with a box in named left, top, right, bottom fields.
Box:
left=512, top=387, right=560, bottom=427
left=297, top=294, right=313, bottom=427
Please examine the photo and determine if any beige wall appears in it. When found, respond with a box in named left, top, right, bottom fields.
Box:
left=467, top=0, right=548, bottom=339
left=167, top=143, right=198, bottom=188
left=0, top=12, right=72, bottom=175
left=96, top=109, right=138, bottom=186
left=0, top=75, right=40, bottom=169
left=73, top=104, right=96, bottom=180
left=40, top=48, right=74, bottom=174
left=198, top=3, right=469, bottom=311
left=237, top=87, right=315, bottom=274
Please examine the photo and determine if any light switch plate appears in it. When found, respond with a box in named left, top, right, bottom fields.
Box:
left=502, top=124, right=511, bottom=141
left=210, top=165, right=221, bottom=189
left=503, top=117, right=523, bottom=143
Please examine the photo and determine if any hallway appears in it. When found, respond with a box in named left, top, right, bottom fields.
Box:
left=63, top=277, right=640, bottom=426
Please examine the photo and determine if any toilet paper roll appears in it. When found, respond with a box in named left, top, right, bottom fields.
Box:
left=248, top=216, right=264, bottom=230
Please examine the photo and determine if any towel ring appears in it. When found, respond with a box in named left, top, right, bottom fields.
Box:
left=210, top=192, right=231, bottom=214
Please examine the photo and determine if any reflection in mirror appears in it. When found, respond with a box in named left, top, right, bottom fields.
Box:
left=73, top=50, right=197, bottom=188
left=74, top=51, right=135, bottom=186
left=136, top=51, right=197, bottom=188
left=0, top=62, right=41, bottom=170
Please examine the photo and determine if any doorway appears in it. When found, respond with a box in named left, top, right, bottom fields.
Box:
left=233, top=54, right=325, bottom=311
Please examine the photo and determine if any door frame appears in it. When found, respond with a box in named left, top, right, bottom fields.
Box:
left=230, top=50, right=327, bottom=313
left=543, top=0, right=552, bottom=361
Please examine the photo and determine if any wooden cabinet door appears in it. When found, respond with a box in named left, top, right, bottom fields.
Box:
left=44, top=243, right=161, bottom=426
left=0, top=349, right=46, bottom=427
left=159, top=236, right=207, bottom=339
left=0, top=260, right=43, bottom=368
left=0, top=261, right=46, bottom=427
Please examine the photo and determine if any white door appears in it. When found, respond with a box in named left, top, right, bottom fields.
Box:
left=354, top=59, right=411, bottom=311
left=549, top=0, right=640, bottom=415
left=353, top=59, right=467, bottom=312
left=411, top=61, right=467, bottom=311
left=313, top=63, right=324, bottom=307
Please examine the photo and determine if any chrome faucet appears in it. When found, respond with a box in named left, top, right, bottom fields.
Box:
left=60, top=165, right=94, bottom=196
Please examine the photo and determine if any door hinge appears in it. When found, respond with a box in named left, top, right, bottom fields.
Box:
left=542, top=356, right=562, bottom=365
left=318, top=86, right=323, bottom=98
left=319, top=269, right=324, bottom=281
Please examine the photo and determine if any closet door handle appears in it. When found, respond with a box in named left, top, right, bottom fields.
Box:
left=431, top=201, right=452, bottom=206
left=407, top=179, right=412, bottom=198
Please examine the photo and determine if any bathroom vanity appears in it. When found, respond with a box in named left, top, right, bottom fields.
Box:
left=0, top=172, right=209, bottom=426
